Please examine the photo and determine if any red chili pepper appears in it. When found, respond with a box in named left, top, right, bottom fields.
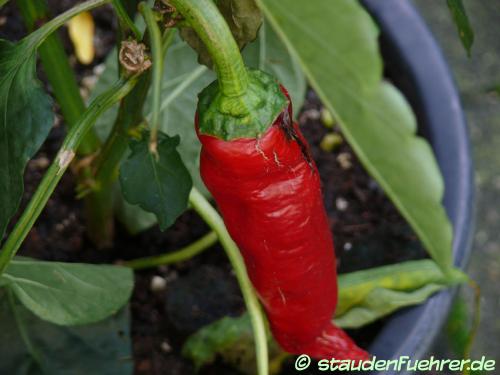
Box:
left=196, top=83, right=369, bottom=361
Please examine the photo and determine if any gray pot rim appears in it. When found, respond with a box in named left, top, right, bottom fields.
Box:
left=361, top=0, right=475, bottom=372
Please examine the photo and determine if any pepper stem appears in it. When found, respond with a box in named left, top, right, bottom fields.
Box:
left=167, top=0, right=287, bottom=140
left=168, top=0, right=249, bottom=98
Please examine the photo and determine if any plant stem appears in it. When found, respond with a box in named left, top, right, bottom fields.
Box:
left=91, top=30, right=176, bottom=192
left=162, top=28, right=176, bottom=56
left=27, top=0, right=111, bottom=49
left=16, top=0, right=100, bottom=154
left=0, top=78, right=138, bottom=276
left=168, top=0, right=248, bottom=98
left=16, top=0, right=118, bottom=248
left=189, top=188, right=268, bottom=375
left=91, top=72, right=152, bottom=191
left=112, top=0, right=142, bottom=39
left=124, top=231, right=217, bottom=269
left=139, top=2, right=164, bottom=153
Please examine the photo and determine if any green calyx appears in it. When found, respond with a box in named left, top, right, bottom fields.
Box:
left=197, top=69, right=288, bottom=141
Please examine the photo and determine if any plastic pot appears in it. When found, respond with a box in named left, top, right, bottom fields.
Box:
left=360, top=0, right=475, bottom=372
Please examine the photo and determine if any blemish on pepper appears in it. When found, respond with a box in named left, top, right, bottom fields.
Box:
left=255, top=139, right=269, bottom=161
left=273, top=150, right=282, bottom=167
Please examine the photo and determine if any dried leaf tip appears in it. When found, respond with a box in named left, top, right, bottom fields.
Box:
left=119, top=40, right=152, bottom=74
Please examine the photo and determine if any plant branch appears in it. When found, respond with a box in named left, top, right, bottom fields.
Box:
left=16, top=0, right=101, bottom=154
left=27, top=0, right=111, bottom=49
left=139, top=2, right=164, bottom=154
left=124, top=231, right=217, bottom=269
left=188, top=188, right=268, bottom=375
left=0, top=77, right=138, bottom=276
left=16, top=0, right=118, bottom=247
left=162, top=28, right=176, bottom=56
left=112, top=0, right=142, bottom=39
left=91, top=31, right=177, bottom=192
left=90, top=73, right=152, bottom=193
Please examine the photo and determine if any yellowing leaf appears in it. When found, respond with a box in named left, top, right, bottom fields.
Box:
left=67, top=11, right=95, bottom=64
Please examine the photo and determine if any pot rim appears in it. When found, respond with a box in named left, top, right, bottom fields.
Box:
left=361, top=0, right=475, bottom=371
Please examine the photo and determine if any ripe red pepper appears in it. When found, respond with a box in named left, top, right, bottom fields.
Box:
left=196, top=82, right=369, bottom=361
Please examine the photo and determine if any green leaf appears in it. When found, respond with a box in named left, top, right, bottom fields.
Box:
left=335, top=259, right=466, bottom=316
left=336, top=284, right=444, bottom=329
left=446, top=292, right=472, bottom=357
left=119, top=132, right=192, bottom=231
left=182, top=260, right=467, bottom=371
left=93, top=28, right=305, bottom=233
left=182, top=314, right=284, bottom=375
left=0, top=0, right=9, bottom=8
left=447, top=0, right=474, bottom=56
left=257, top=0, right=454, bottom=274
left=217, top=0, right=262, bottom=47
left=180, top=0, right=262, bottom=66
left=0, top=39, right=54, bottom=239
left=0, top=294, right=133, bottom=375
left=242, top=21, right=306, bottom=112
left=0, top=257, right=133, bottom=326
left=446, top=287, right=480, bottom=366
left=182, top=314, right=253, bottom=370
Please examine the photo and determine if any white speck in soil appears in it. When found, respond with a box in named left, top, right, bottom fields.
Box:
left=31, top=156, right=50, bottom=170
left=150, top=275, right=167, bottom=292
left=343, top=242, right=353, bottom=251
left=337, top=152, right=352, bottom=169
left=160, top=340, right=172, bottom=353
left=336, top=197, right=349, bottom=211
left=299, top=108, right=321, bottom=123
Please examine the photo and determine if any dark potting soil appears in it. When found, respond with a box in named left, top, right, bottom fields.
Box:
left=1, top=3, right=427, bottom=374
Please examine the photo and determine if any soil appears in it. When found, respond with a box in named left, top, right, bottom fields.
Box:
left=0, top=3, right=426, bottom=375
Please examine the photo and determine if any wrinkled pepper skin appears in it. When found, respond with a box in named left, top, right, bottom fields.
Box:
left=196, top=87, right=369, bottom=360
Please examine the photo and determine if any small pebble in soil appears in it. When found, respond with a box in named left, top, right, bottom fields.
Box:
left=335, top=197, right=349, bottom=211
left=93, top=62, right=106, bottom=76
left=320, top=133, right=343, bottom=152
left=343, top=242, right=353, bottom=251
left=337, top=152, right=352, bottom=169
left=150, top=276, right=168, bottom=292
left=79, top=87, right=90, bottom=101
left=160, top=341, right=172, bottom=353
left=320, top=108, right=336, bottom=128
left=299, top=108, right=321, bottom=123
left=30, top=156, right=50, bottom=170
left=81, top=63, right=106, bottom=91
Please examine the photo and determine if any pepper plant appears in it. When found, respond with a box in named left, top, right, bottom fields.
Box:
left=0, top=0, right=475, bottom=373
